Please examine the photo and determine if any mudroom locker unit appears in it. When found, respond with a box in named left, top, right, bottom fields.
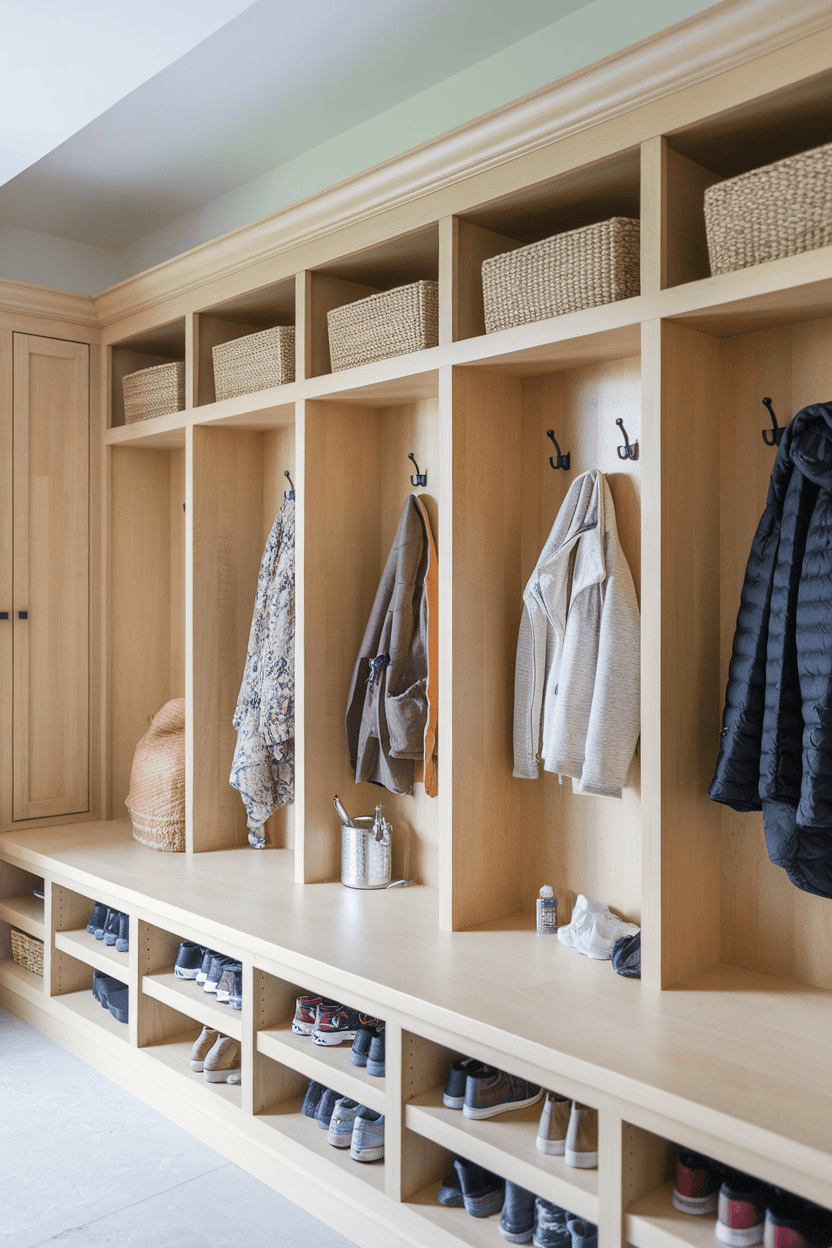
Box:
left=2, top=3, right=832, bottom=1245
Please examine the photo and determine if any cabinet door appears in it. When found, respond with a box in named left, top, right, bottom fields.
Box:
left=12, top=334, right=89, bottom=821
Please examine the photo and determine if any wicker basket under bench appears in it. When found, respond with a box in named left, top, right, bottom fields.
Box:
left=10, top=928, right=43, bottom=977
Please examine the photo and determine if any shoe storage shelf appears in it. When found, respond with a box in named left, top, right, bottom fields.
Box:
left=4, top=7, right=832, bottom=1248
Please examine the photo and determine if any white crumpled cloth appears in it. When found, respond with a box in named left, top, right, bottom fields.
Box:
left=557, top=894, right=639, bottom=960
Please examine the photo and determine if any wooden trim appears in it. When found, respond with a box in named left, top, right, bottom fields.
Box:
left=91, top=0, right=832, bottom=329
left=0, top=279, right=97, bottom=328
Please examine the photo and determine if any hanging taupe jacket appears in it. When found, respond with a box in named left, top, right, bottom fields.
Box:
left=513, top=469, right=639, bottom=797
left=345, top=494, right=438, bottom=796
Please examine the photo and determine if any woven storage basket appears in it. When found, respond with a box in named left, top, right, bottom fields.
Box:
left=126, top=698, right=186, bottom=852
left=123, top=361, right=185, bottom=423
left=482, top=217, right=640, bottom=333
left=11, top=928, right=43, bottom=977
left=327, top=280, right=439, bottom=372
left=212, top=326, right=295, bottom=401
left=704, top=141, right=832, bottom=275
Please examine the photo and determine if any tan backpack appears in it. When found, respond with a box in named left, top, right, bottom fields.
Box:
left=125, top=698, right=186, bottom=852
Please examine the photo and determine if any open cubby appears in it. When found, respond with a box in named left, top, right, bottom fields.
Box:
left=109, top=318, right=187, bottom=428
left=196, top=276, right=296, bottom=406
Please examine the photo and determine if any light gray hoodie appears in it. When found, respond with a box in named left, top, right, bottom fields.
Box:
left=513, top=469, right=639, bottom=797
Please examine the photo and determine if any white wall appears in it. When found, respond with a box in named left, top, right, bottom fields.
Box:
left=0, top=225, right=118, bottom=296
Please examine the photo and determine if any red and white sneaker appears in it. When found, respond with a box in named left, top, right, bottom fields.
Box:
left=314, top=1004, right=373, bottom=1046
left=716, top=1176, right=772, bottom=1246
left=672, top=1150, right=722, bottom=1215
left=292, top=994, right=337, bottom=1037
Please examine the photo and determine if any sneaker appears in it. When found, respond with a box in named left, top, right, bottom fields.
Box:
left=500, top=1180, right=536, bottom=1242
left=716, top=1175, right=771, bottom=1246
left=228, top=967, right=242, bottom=1010
left=292, top=994, right=333, bottom=1037
left=174, top=941, right=204, bottom=979
left=115, top=911, right=129, bottom=954
left=536, top=1092, right=571, bottom=1155
left=350, top=1016, right=379, bottom=1066
left=672, top=1149, right=722, bottom=1215
left=350, top=1109, right=384, bottom=1162
left=453, top=1157, right=504, bottom=1217
left=204, top=1035, right=241, bottom=1083
left=86, top=901, right=107, bottom=936
left=314, top=1003, right=367, bottom=1046
left=764, top=1195, right=832, bottom=1248
left=190, top=1025, right=220, bottom=1072
left=534, top=1200, right=571, bottom=1248
left=367, top=1025, right=385, bottom=1077
left=301, top=1080, right=326, bottom=1119
left=564, top=1103, right=598, bottom=1169
left=103, top=908, right=121, bottom=946
left=316, top=1087, right=340, bottom=1130
left=437, top=1170, right=464, bottom=1207
left=107, top=987, right=129, bottom=1024
left=327, top=1098, right=365, bottom=1148
left=567, top=1216, right=598, bottom=1248
left=216, top=962, right=242, bottom=1004
left=443, top=1057, right=489, bottom=1109
left=94, top=907, right=113, bottom=940
left=204, top=955, right=235, bottom=994
left=92, top=969, right=125, bottom=1009
left=463, top=1070, right=543, bottom=1120
left=196, top=949, right=216, bottom=986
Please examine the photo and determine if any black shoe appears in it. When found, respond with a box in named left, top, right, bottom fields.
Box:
left=301, top=1080, right=326, bottom=1119
left=453, top=1157, right=505, bottom=1218
left=350, top=1017, right=377, bottom=1067
left=92, top=970, right=127, bottom=1009
left=443, top=1057, right=488, bottom=1108
left=500, top=1180, right=536, bottom=1242
left=107, top=988, right=129, bottom=1024
left=316, top=1087, right=339, bottom=1130
left=437, top=1170, right=464, bottom=1207
left=103, top=909, right=121, bottom=946
left=367, top=1025, right=385, bottom=1077
left=115, top=912, right=129, bottom=954
left=87, top=902, right=107, bottom=936
left=174, top=941, right=203, bottom=979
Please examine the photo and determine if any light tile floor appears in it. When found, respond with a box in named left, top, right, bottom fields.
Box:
left=1, top=1006, right=357, bottom=1248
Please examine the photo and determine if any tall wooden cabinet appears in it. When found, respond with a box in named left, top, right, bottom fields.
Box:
left=2, top=5, right=832, bottom=1248
left=0, top=333, right=91, bottom=827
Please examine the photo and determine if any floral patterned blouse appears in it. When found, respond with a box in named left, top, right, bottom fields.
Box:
left=230, top=496, right=294, bottom=847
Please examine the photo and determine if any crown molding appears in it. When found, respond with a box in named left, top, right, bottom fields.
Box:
left=94, top=0, right=832, bottom=328
left=0, top=277, right=98, bottom=327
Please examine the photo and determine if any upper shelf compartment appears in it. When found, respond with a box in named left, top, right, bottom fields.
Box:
left=659, top=68, right=832, bottom=292
left=110, top=319, right=187, bottom=432
left=305, top=224, right=439, bottom=378
left=195, top=276, right=296, bottom=407
left=451, top=149, right=641, bottom=344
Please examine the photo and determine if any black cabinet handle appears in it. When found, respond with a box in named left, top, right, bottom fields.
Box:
left=18, top=611, right=27, bottom=619
left=0, top=612, right=8, bottom=620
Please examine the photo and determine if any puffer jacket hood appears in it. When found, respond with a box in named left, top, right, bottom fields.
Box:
left=710, top=400, right=832, bottom=898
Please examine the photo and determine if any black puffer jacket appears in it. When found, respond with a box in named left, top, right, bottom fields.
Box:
left=709, top=402, right=832, bottom=898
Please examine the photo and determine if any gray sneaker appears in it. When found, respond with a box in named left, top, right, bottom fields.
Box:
left=327, top=1098, right=365, bottom=1148
left=350, top=1109, right=384, bottom=1162
left=216, top=962, right=242, bottom=1004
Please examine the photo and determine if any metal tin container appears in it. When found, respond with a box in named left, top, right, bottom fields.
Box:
left=341, top=817, right=392, bottom=889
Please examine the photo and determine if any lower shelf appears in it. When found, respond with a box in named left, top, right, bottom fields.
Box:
left=53, top=988, right=130, bottom=1041
left=626, top=1180, right=714, bottom=1248
left=406, top=1089, right=598, bottom=1222
left=407, top=1182, right=505, bottom=1248
left=258, top=1095, right=386, bottom=1195
left=142, top=1030, right=243, bottom=1110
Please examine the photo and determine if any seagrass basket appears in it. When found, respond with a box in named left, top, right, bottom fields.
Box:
left=126, top=698, right=186, bottom=852
left=327, top=280, right=439, bottom=371
left=11, top=929, right=43, bottom=977
left=122, top=361, right=185, bottom=423
left=482, top=217, right=640, bottom=333
left=704, top=140, right=832, bottom=275
left=212, top=326, right=295, bottom=400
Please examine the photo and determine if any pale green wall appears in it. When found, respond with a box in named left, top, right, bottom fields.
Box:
left=4, top=0, right=720, bottom=294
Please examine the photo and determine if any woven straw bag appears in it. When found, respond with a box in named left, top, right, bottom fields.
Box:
left=704, top=140, right=832, bottom=275
left=126, top=698, right=186, bottom=852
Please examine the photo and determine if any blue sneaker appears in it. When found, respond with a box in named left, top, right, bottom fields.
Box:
left=350, top=1110, right=384, bottom=1162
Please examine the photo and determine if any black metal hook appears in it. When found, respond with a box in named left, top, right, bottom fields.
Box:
left=616, top=418, right=639, bottom=461
left=547, top=429, right=570, bottom=471
left=284, top=470, right=295, bottom=499
left=408, top=453, right=427, bottom=487
left=762, top=397, right=784, bottom=447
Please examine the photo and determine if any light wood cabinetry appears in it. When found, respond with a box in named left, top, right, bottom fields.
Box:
left=2, top=7, right=832, bottom=1247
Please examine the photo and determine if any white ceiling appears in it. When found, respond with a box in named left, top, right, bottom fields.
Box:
left=0, top=0, right=594, bottom=250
